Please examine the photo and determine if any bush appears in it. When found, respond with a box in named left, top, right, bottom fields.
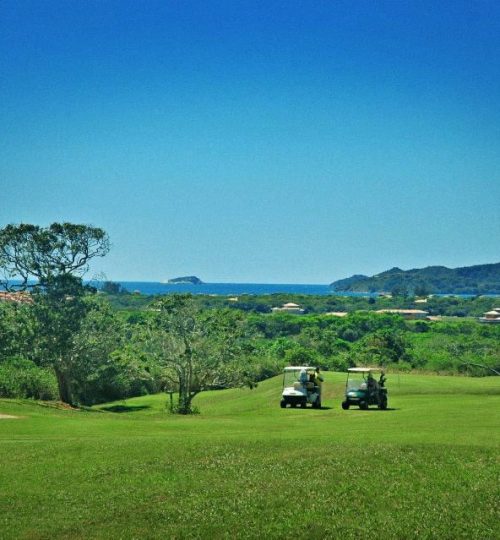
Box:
left=323, top=352, right=352, bottom=372
left=0, top=357, right=58, bottom=400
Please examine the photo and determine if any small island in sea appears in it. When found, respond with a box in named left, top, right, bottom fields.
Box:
left=167, top=276, right=204, bottom=285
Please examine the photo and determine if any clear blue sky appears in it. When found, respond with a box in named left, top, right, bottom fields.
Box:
left=1, top=1, right=499, bottom=283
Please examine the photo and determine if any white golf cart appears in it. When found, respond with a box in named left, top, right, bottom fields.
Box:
left=280, top=366, right=322, bottom=409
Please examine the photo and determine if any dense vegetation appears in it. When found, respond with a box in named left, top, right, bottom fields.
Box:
left=105, top=289, right=499, bottom=317
left=1, top=288, right=498, bottom=408
left=331, top=262, right=500, bottom=294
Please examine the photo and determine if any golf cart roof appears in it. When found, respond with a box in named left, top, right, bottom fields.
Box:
left=283, top=366, right=315, bottom=372
left=347, top=367, right=382, bottom=373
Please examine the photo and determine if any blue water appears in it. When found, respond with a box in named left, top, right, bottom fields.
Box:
left=114, top=281, right=353, bottom=296
left=111, top=282, right=500, bottom=297
left=9, top=280, right=499, bottom=297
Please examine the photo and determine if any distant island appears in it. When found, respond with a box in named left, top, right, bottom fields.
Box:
left=167, top=276, right=204, bottom=284
left=330, top=262, right=500, bottom=295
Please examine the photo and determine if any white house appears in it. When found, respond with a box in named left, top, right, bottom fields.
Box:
left=479, top=308, right=500, bottom=324
left=272, top=302, right=305, bottom=314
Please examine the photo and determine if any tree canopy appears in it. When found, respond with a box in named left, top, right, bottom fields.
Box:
left=0, top=222, right=109, bottom=290
left=139, top=295, right=257, bottom=414
left=0, top=222, right=110, bottom=404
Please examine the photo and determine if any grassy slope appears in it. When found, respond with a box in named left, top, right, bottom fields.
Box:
left=0, top=373, right=499, bottom=539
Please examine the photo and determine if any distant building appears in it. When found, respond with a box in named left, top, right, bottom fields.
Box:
left=0, top=291, right=33, bottom=304
left=325, top=311, right=348, bottom=317
left=272, top=302, right=305, bottom=314
left=479, top=308, right=500, bottom=324
left=376, top=309, right=429, bottom=320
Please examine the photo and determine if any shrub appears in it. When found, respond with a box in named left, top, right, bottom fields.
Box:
left=0, top=357, right=58, bottom=400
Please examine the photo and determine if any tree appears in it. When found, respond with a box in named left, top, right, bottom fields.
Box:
left=390, top=284, right=409, bottom=298
left=0, top=301, right=36, bottom=362
left=353, top=329, right=412, bottom=366
left=0, top=223, right=110, bottom=404
left=100, top=281, right=127, bottom=295
left=69, top=297, right=153, bottom=405
left=141, top=295, right=256, bottom=414
left=414, top=281, right=431, bottom=297
left=0, top=223, right=109, bottom=290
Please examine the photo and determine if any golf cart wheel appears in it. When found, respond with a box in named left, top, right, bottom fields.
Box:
left=378, top=397, right=388, bottom=410
left=359, top=401, right=368, bottom=410
left=341, top=401, right=350, bottom=410
left=280, top=400, right=286, bottom=409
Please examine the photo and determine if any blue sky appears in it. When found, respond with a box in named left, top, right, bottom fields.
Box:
left=1, top=1, right=499, bottom=283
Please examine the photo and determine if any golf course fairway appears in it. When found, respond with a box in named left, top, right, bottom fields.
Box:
left=1, top=372, right=499, bottom=539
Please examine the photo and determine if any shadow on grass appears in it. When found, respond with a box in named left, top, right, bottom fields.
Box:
left=344, top=407, right=399, bottom=412
left=282, top=406, right=334, bottom=410
left=99, top=405, right=152, bottom=413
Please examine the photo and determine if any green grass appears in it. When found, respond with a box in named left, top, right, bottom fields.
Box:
left=1, top=373, right=499, bottom=539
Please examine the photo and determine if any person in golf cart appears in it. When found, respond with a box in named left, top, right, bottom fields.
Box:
left=367, top=371, right=379, bottom=397
left=314, top=367, right=324, bottom=398
left=301, top=369, right=318, bottom=401
left=299, top=369, right=308, bottom=384
left=341, top=367, right=388, bottom=410
left=281, top=366, right=322, bottom=408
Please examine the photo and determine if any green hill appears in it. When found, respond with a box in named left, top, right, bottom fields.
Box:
left=0, top=373, right=499, bottom=539
left=330, top=262, right=500, bottom=294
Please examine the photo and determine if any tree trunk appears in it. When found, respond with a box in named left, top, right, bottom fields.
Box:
left=54, top=366, right=73, bottom=405
left=175, top=356, right=195, bottom=414
left=177, top=385, right=193, bottom=414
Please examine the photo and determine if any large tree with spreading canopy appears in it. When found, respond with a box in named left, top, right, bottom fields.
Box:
left=0, top=223, right=109, bottom=290
left=0, top=223, right=110, bottom=404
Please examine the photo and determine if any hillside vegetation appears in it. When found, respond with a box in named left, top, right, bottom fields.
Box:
left=3, top=292, right=499, bottom=408
left=0, top=372, right=499, bottom=539
left=331, top=262, right=500, bottom=294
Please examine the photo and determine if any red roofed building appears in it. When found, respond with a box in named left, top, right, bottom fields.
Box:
left=0, top=291, right=33, bottom=304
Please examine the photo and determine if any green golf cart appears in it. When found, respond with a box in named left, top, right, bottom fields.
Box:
left=341, top=367, right=388, bottom=410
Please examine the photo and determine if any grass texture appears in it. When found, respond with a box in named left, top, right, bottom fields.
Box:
left=0, top=372, right=499, bottom=539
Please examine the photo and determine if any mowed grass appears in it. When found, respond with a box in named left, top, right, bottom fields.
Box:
left=0, top=373, right=499, bottom=539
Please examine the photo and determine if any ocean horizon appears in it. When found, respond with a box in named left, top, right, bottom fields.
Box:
left=7, top=280, right=498, bottom=297
left=101, top=282, right=499, bottom=297
left=110, top=281, right=343, bottom=296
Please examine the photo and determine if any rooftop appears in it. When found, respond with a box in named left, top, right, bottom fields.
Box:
left=0, top=291, right=33, bottom=304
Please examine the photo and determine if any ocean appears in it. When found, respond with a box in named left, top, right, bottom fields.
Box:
left=108, top=282, right=499, bottom=297
left=9, top=280, right=497, bottom=297
left=113, top=281, right=356, bottom=296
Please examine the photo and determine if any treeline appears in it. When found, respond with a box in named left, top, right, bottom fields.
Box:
left=102, top=290, right=500, bottom=378
left=2, top=292, right=498, bottom=408
left=248, top=312, right=500, bottom=375
left=105, top=289, right=499, bottom=317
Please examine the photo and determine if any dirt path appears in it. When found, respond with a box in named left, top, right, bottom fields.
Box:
left=0, top=414, right=20, bottom=419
